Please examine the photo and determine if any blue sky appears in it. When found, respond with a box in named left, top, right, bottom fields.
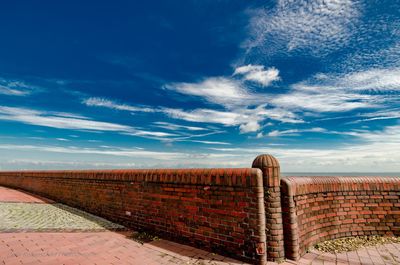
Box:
left=0, top=0, right=399, bottom=172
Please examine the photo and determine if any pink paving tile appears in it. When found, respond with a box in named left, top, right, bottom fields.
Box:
left=0, top=232, right=252, bottom=265
left=0, top=186, right=54, bottom=203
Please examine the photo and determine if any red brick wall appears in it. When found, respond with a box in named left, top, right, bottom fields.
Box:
left=0, top=169, right=266, bottom=264
left=281, top=176, right=400, bottom=260
left=2, top=158, right=399, bottom=263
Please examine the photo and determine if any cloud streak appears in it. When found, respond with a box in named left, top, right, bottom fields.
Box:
left=0, top=106, right=176, bottom=139
left=295, top=68, right=400, bottom=92
left=0, top=144, right=185, bottom=160
left=0, top=78, right=38, bottom=96
left=267, top=127, right=326, bottom=137
left=83, top=97, right=155, bottom=113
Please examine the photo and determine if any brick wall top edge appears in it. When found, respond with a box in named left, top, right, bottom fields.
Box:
left=282, top=176, right=400, bottom=196
left=0, top=168, right=263, bottom=187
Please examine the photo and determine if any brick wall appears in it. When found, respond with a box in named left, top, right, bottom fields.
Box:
left=0, top=168, right=267, bottom=264
left=281, top=176, right=400, bottom=260
left=1, top=154, right=399, bottom=264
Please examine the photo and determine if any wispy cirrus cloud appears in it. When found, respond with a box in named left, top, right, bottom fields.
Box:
left=0, top=144, right=243, bottom=168
left=1, top=159, right=139, bottom=170
left=270, top=91, right=378, bottom=113
left=153, top=121, right=208, bottom=131
left=83, top=97, right=156, bottom=113
left=0, top=106, right=176, bottom=139
left=0, top=78, right=38, bottom=96
left=0, top=106, right=132, bottom=132
left=184, top=140, right=230, bottom=145
left=267, top=127, right=326, bottom=137
left=294, top=68, right=400, bottom=92
left=346, top=109, right=400, bottom=124
left=0, top=105, right=232, bottom=145
left=0, top=86, right=29, bottom=96
left=0, top=144, right=185, bottom=160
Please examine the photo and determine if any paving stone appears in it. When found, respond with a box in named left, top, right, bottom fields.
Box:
left=0, top=202, right=124, bottom=232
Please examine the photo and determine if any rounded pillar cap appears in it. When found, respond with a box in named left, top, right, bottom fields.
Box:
left=252, top=154, right=280, bottom=169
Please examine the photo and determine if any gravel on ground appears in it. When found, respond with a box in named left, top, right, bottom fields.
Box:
left=314, top=235, right=400, bottom=253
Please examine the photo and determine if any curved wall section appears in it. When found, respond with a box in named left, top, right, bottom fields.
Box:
left=281, top=176, right=400, bottom=260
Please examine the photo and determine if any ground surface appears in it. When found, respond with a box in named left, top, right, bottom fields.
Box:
left=0, top=186, right=399, bottom=265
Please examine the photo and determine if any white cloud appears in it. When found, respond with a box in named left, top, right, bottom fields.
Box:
left=330, top=11, right=400, bottom=72
left=343, top=68, right=400, bottom=91
left=153, top=121, right=207, bottom=131
left=270, top=91, right=377, bottom=112
left=0, top=86, right=30, bottom=96
left=345, top=109, right=400, bottom=124
left=83, top=96, right=262, bottom=132
left=184, top=140, right=231, bottom=145
left=163, top=105, right=302, bottom=133
left=256, top=132, right=264, bottom=138
left=161, top=66, right=302, bottom=133
left=267, top=127, right=326, bottom=137
left=162, top=108, right=246, bottom=126
left=56, top=138, right=70, bottom=142
left=164, top=77, right=253, bottom=107
left=1, top=125, right=399, bottom=171
left=0, top=78, right=38, bottom=96
left=346, top=125, right=400, bottom=144
left=0, top=105, right=235, bottom=144
left=254, top=106, right=304, bottom=124
left=206, top=125, right=400, bottom=172
left=0, top=144, right=245, bottom=168
left=0, top=144, right=185, bottom=160
left=233, top=65, right=280, bottom=86
left=124, top=130, right=178, bottom=138
left=296, top=68, right=400, bottom=92
left=0, top=106, right=132, bottom=132
left=239, top=121, right=260, bottom=133
left=83, top=97, right=155, bottom=112
left=275, top=67, right=399, bottom=115
left=1, top=159, right=138, bottom=169
left=0, top=106, right=176, bottom=139
left=83, top=93, right=303, bottom=135
left=245, top=0, right=361, bottom=57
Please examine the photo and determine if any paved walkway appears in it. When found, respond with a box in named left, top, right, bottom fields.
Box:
left=0, top=186, right=399, bottom=265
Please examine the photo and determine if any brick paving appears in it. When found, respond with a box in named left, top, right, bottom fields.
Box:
left=1, top=186, right=399, bottom=265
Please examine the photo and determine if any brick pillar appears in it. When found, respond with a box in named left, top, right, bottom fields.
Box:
left=252, top=154, right=285, bottom=262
